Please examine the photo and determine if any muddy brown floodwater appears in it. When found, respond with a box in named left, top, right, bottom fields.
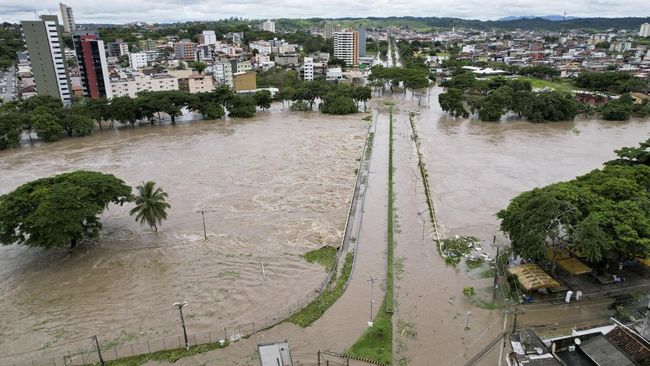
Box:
left=417, top=87, right=650, bottom=248
left=0, top=107, right=367, bottom=363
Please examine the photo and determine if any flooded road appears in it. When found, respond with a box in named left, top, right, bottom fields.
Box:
left=0, top=107, right=367, bottom=362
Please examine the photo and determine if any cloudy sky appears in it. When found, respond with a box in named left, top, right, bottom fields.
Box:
left=1, top=0, right=648, bottom=24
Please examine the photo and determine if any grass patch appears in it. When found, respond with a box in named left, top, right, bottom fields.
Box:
left=288, top=253, right=353, bottom=327
left=106, top=341, right=229, bottom=366
left=303, top=246, right=337, bottom=271
left=519, top=77, right=576, bottom=93
left=465, top=256, right=484, bottom=269
left=346, top=303, right=393, bottom=365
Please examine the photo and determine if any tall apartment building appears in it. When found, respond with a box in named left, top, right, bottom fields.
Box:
left=129, top=52, right=148, bottom=69
left=213, top=59, right=252, bottom=87
left=73, top=31, right=112, bottom=99
left=108, top=39, right=129, bottom=57
left=333, top=30, right=359, bottom=66
left=262, top=20, right=275, bottom=33
left=21, top=15, right=72, bottom=104
left=640, top=23, right=650, bottom=37
left=59, top=3, right=75, bottom=33
left=357, top=27, right=366, bottom=57
left=303, top=57, right=314, bottom=81
left=198, top=30, right=217, bottom=45
left=324, top=22, right=341, bottom=40
left=137, top=38, right=157, bottom=51
left=174, top=39, right=197, bottom=61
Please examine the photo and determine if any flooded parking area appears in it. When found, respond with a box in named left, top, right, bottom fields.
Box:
left=0, top=109, right=367, bottom=362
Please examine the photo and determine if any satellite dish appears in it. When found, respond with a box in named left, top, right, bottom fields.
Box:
left=575, top=338, right=581, bottom=345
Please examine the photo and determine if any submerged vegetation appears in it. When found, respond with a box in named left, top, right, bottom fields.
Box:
left=288, top=252, right=353, bottom=327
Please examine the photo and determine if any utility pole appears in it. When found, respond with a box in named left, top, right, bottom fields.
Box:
left=512, top=306, right=519, bottom=334
left=493, top=246, right=500, bottom=301
left=174, top=301, right=190, bottom=350
left=91, top=335, right=105, bottom=366
left=200, top=211, right=207, bottom=240
left=368, top=275, right=375, bottom=344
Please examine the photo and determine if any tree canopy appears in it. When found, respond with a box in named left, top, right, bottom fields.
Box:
left=497, top=139, right=650, bottom=269
left=0, top=171, right=133, bottom=249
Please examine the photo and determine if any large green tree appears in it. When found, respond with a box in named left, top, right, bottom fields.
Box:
left=129, top=181, right=171, bottom=232
left=0, top=171, right=132, bottom=248
left=498, top=144, right=650, bottom=268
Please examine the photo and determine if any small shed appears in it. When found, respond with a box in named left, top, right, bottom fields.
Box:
left=258, top=340, right=293, bottom=366
left=509, top=264, right=561, bottom=291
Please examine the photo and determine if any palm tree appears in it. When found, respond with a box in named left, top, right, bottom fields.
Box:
left=129, top=181, right=171, bottom=232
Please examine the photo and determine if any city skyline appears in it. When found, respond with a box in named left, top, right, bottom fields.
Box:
left=2, top=0, right=650, bottom=24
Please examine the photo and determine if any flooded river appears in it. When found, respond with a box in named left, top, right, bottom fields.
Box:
left=0, top=108, right=367, bottom=362
left=416, top=87, right=650, bottom=246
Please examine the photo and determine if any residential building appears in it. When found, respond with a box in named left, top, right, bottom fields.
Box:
left=640, top=23, right=650, bottom=37
left=262, top=20, right=275, bottom=33
left=20, top=15, right=72, bottom=104
left=188, top=74, right=214, bottom=93
left=110, top=72, right=178, bottom=98
left=358, top=27, right=366, bottom=57
left=326, top=67, right=343, bottom=81
left=233, top=71, right=257, bottom=93
left=108, top=39, right=129, bottom=57
left=610, top=41, right=632, bottom=53
left=303, top=57, right=314, bottom=81
left=213, top=59, right=252, bottom=87
left=73, top=31, right=112, bottom=99
left=199, top=30, right=217, bottom=45
left=59, top=3, right=75, bottom=33
left=137, top=38, right=157, bottom=52
left=275, top=54, right=299, bottom=66
left=324, top=22, right=341, bottom=40
left=333, top=30, right=360, bottom=66
left=249, top=41, right=273, bottom=55
left=174, top=39, right=197, bottom=61
left=129, top=52, right=148, bottom=69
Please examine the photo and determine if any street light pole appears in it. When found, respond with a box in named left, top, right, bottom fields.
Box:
left=91, top=335, right=105, bottom=366
left=368, top=275, right=375, bottom=345
left=174, top=301, right=189, bottom=350
left=368, top=276, right=375, bottom=323
left=465, top=311, right=473, bottom=330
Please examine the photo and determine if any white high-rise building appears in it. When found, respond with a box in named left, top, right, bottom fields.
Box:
left=303, top=57, right=314, bottom=81
left=333, top=30, right=359, bottom=66
left=21, top=15, right=72, bottom=104
left=199, top=30, right=217, bottom=45
left=59, top=3, right=75, bottom=33
left=129, top=52, right=148, bottom=69
left=262, top=20, right=275, bottom=33
left=640, top=23, right=650, bottom=37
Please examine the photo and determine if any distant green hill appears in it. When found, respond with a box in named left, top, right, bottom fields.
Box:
left=276, top=16, right=650, bottom=32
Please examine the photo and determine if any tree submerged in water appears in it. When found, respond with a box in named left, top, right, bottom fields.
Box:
left=129, top=181, right=171, bottom=232
left=0, top=171, right=132, bottom=249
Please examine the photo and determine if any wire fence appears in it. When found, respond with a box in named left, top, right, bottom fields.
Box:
left=3, top=290, right=321, bottom=366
